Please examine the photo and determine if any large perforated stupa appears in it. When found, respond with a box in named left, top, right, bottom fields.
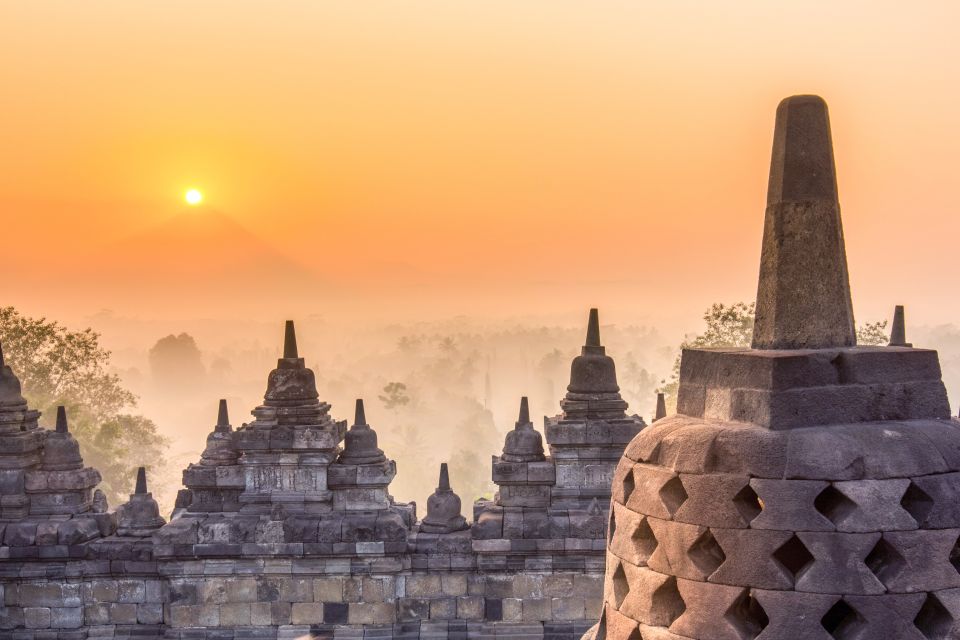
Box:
left=589, top=95, right=960, bottom=639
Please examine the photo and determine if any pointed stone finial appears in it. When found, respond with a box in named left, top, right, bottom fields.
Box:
left=752, top=95, right=856, bottom=350
left=283, top=320, right=298, bottom=359
left=0, top=341, right=4, bottom=367
left=438, top=463, right=451, bottom=492
left=517, top=396, right=530, bottom=426
left=135, top=467, right=148, bottom=495
left=586, top=308, right=601, bottom=347
left=56, top=406, right=69, bottom=433
left=216, top=399, right=230, bottom=429
left=354, top=399, right=367, bottom=426
left=654, top=393, right=666, bottom=422
left=889, top=305, right=911, bottom=347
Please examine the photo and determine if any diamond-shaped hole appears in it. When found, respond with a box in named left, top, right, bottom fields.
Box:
left=650, top=575, right=686, bottom=627
left=725, top=590, right=769, bottom=640
left=608, top=508, right=617, bottom=543
left=688, top=528, right=726, bottom=576
left=622, top=468, right=636, bottom=505
left=612, top=561, right=630, bottom=608
left=625, top=629, right=642, bottom=640
left=772, top=534, right=814, bottom=584
left=814, top=485, right=857, bottom=527
left=864, top=537, right=906, bottom=585
left=821, top=599, right=867, bottom=640
left=733, top=483, right=763, bottom=524
left=901, top=482, right=934, bottom=526
left=914, top=593, right=954, bottom=640
left=660, top=476, right=688, bottom=517
left=632, top=517, right=658, bottom=564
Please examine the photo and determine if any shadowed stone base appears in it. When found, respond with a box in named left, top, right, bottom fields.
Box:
left=676, top=347, right=951, bottom=429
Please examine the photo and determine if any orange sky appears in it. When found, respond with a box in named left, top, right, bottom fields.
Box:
left=2, top=2, right=959, bottom=332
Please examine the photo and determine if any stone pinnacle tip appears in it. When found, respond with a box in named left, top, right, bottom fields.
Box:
left=283, top=320, right=298, bottom=359
left=586, top=309, right=601, bottom=347
left=439, top=463, right=450, bottom=492
left=135, top=467, right=148, bottom=494
left=518, top=396, right=530, bottom=426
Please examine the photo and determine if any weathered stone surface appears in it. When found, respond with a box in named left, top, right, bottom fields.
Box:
left=752, top=95, right=854, bottom=350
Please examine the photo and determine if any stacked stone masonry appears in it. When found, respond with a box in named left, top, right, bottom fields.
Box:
left=0, top=310, right=644, bottom=639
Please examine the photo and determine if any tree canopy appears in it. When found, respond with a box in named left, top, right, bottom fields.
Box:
left=0, top=307, right=169, bottom=506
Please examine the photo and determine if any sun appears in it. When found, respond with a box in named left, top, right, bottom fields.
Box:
left=184, top=189, right=203, bottom=205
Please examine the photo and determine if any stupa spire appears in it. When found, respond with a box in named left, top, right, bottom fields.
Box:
left=752, top=95, right=856, bottom=350
left=283, top=320, right=299, bottom=359
left=56, top=406, right=69, bottom=433
left=654, top=393, right=666, bottom=422
left=517, top=396, right=530, bottom=426
left=585, top=308, right=601, bottom=348
left=135, top=467, right=148, bottom=495
left=438, top=462, right=451, bottom=492
left=0, top=341, right=4, bottom=367
left=889, top=305, right=911, bottom=347
left=354, top=398, right=366, bottom=426
left=216, top=399, right=230, bottom=430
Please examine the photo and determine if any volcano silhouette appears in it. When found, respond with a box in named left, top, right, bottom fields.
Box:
left=85, top=208, right=325, bottom=305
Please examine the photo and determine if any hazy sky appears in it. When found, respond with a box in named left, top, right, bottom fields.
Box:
left=3, top=2, right=958, bottom=332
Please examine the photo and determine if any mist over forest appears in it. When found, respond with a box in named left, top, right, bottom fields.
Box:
left=19, top=307, right=959, bottom=519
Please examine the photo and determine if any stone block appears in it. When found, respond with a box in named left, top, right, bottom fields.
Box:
left=908, top=471, right=960, bottom=528
left=23, top=607, right=51, bottom=629
left=623, top=465, right=680, bottom=520
left=4, top=522, right=37, bottom=546
left=843, top=593, right=929, bottom=639
left=250, top=601, right=272, bottom=625
left=830, top=479, right=916, bottom=532
left=608, top=503, right=654, bottom=568
left=707, top=528, right=796, bottom=589
left=108, top=603, right=137, bottom=624
left=223, top=577, right=257, bottom=603
left=750, top=589, right=839, bottom=640
left=314, top=577, right=344, bottom=602
left=291, top=602, right=323, bottom=625
left=672, top=474, right=755, bottom=528
left=406, top=575, right=443, bottom=598
left=551, top=597, right=585, bottom=621
left=521, top=598, right=552, bottom=622
left=429, top=598, right=456, bottom=619
left=749, top=478, right=833, bottom=531
left=220, top=602, right=251, bottom=625
left=879, top=530, right=960, bottom=593
left=280, top=577, right=313, bottom=602
left=441, top=574, right=468, bottom=597
left=57, top=518, right=100, bottom=545
left=137, top=603, right=163, bottom=625
left=117, top=579, right=146, bottom=604
left=399, top=598, right=431, bottom=621
left=647, top=519, right=722, bottom=582
left=35, top=521, right=58, bottom=545
left=347, top=602, right=396, bottom=624
left=669, top=579, right=750, bottom=640
left=795, top=531, right=884, bottom=594
left=84, top=603, right=109, bottom=625
left=457, top=596, right=484, bottom=620
left=502, top=598, right=523, bottom=622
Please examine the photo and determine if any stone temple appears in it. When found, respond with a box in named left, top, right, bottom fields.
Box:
left=0, top=309, right=645, bottom=638
left=589, top=95, right=960, bottom=639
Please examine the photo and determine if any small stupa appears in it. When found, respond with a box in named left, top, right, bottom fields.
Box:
left=420, top=463, right=468, bottom=534
left=116, top=467, right=166, bottom=537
